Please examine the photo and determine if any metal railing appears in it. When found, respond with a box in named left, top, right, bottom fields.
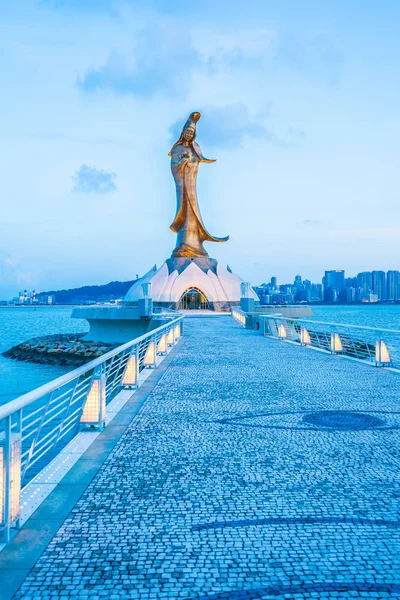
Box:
left=258, top=315, right=399, bottom=369
left=0, top=313, right=184, bottom=541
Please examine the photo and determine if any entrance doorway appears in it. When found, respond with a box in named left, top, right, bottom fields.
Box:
left=178, top=288, right=210, bottom=310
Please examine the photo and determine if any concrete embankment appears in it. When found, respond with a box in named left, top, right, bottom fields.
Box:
left=2, top=333, right=118, bottom=367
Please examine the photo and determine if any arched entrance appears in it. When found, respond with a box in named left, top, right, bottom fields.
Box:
left=178, top=287, right=210, bottom=310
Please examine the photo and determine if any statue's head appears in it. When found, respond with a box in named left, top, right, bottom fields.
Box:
left=169, top=111, right=202, bottom=156
left=181, top=112, right=200, bottom=143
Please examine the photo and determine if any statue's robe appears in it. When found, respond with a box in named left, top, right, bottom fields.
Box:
left=169, top=141, right=228, bottom=257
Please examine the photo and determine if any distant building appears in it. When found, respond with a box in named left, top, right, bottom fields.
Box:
left=36, top=294, right=56, bottom=305
left=323, top=270, right=345, bottom=302
left=294, top=275, right=302, bottom=289
left=372, top=270, right=386, bottom=301
left=357, top=272, right=372, bottom=296
left=386, top=270, right=400, bottom=301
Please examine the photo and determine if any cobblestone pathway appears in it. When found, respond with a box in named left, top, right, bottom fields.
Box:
left=13, top=317, right=400, bottom=599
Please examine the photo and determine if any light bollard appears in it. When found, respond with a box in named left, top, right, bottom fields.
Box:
left=277, top=323, right=287, bottom=339
left=157, top=334, right=167, bottom=355
left=174, top=323, right=181, bottom=340
left=375, top=338, right=391, bottom=367
left=122, top=350, right=139, bottom=389
left=80, top=369, right=106, bottom=429
left=144, top=339, right=156, bottom=368
left=300, top=327, right=311, bottom=346
left=167, top=327, right=175, bottom=346
left=330, top=331, right=343, bottom=354
left=0, top=427, right=21, bottom=541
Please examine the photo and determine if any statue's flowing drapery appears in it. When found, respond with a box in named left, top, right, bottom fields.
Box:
left=169, top=112, right=229, bottom=258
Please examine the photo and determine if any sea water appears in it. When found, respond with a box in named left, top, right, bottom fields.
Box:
left=0, top=307, right=88, bottom=405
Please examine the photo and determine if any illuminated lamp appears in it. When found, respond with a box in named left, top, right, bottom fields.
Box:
left=330, top=332, right=343, bottom=353
left=157, top=334, right=167, bottom=355
left=144, top=340, right=156, bottom=368
left=80, top=372, right=106, bottom=428
left=122, top=354, right=138, bottom=388
left=301, top=327, right=311, bottom=345
left=375, top=339, right=391, bottom=366
left=277, top=324, right=287, bottom=339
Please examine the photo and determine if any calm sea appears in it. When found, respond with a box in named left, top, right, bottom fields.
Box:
left=0, top=307, right=88, bottom=406
left=0, top=304, right=399, bottom=407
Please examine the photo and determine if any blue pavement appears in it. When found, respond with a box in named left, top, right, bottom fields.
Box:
left=11, top=316, right=400, bottom=599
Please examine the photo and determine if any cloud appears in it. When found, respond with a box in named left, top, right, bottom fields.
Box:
left=77, top=23, right=202, bottom=98
left=169, top=104, right=280, bottom=150
left=72, top=165, right=117, bottom=194
left=298, top=219, right=322, bottom=227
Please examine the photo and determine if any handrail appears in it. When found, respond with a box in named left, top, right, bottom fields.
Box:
left=254, top=314, right=399, bottom=370
left=0, top=311, right=184, bottom=541
left=0, top=315, right=182, bottom=421
left=262, top=315, right=400, bottom=335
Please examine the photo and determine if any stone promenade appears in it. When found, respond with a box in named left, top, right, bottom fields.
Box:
left=12, top=317, right=400, bottom=599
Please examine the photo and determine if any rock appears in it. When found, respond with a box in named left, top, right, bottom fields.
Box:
left=2, top=333, right=119, bottom=368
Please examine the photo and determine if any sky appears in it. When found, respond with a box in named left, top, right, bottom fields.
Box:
left=0, top=0, right=400, bottom=298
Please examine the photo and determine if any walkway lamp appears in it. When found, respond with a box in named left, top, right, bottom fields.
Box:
left=157, top=334, right=167, bottom=355
left=144, top=339, right=156, bottom=368
left=375, top=338, right=391, bottom=367
left=122, top=351, right=139, bottom=388
left=80, top=369, right=106, bottom=429
left=300, top=327, right=311, bottom=345
left=0, top=430, right=21, bottom=540
left=277, top=323, right=287, bottom=339
left=330, top=331, right=343, bottom=354
left=167, top=327, right=175, bottom=346
left=174, top=323, right=181, bottom=340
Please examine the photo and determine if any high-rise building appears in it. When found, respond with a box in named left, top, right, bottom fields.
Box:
left=294, top=275, right=302, bottom=289
left=387, top=270, right=400, bottom=301
left=323, top=270, right=345, bottom=302
left=357, top=272, right=372, bottom=295
left=372, top=271, right=386, bottom=301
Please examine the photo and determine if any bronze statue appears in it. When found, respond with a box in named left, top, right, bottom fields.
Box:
left=169, top=112, right=229, bottom=258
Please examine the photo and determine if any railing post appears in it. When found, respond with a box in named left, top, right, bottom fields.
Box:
left=0, top=415, right=21, bottom=542
left=80, top=365, right=106, bottom=429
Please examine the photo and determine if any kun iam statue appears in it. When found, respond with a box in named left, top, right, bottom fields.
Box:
left=169, top=112, right=229, bottom=258
left=123, top=110, right=260, bottom=310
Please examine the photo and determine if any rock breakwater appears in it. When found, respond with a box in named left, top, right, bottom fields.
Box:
left=3, top=334, right=119, bottom=367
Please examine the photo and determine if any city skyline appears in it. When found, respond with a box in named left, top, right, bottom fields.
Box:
left=6, top=267, right=400, bottom=305
left=1, top=1, right=400, bottom=299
